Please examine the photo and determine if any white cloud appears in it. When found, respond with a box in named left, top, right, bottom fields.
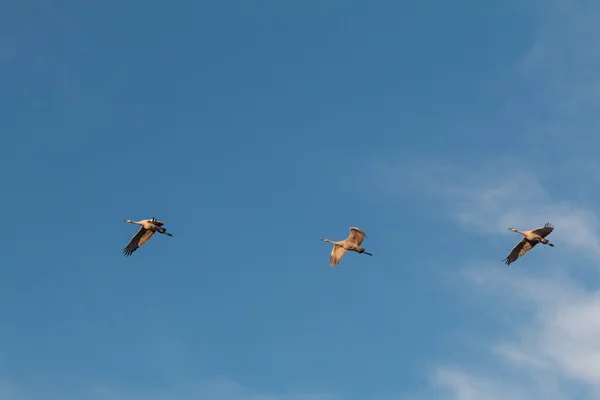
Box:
left=397, top=159, right=600, bottom=398
left=398, top=162, right=600, bottom=398
left=429, top=269, right=600, bottom=399
left=434, top=367, right=533, bottom=400
left=385, top=157, right=600, bottom=260
left=379, top=156, right=600, bottom=395
left=494, top=279, right=600, bottom=385
left=432, top=364, right=575, bottom=400
left=392, top=0, right=600, bottom=388
left=378, top=7, right=600, bottom=398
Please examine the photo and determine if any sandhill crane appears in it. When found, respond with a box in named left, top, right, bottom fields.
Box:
left=321, top=227, right=372, bottom=267
left=122, top=217, right=173, bottom=256
left=503, top=222, right=554, bottom=266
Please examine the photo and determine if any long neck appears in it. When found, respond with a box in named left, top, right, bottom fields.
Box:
left=323, top=238, right=335, bottom=244
left=129, top=220, right=143, bottom=226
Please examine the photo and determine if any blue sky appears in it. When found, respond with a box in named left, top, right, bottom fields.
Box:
left=3, top=0, right=600, bottom=399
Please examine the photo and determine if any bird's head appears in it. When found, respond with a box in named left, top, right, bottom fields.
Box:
left=124, top=219, right=133, bottom=223
left=320, top=238, right=328, bottom=242
left=508, top=228, right=517, bottom=232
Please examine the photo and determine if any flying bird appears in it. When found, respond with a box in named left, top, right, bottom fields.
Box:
left=122, top=217, right=173, bottom=256
left=321, top=227, right=372, bottom=267
left=503, top=222, right=554, bottom=266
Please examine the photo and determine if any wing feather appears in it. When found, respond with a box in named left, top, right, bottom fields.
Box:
left=329, top=245, right=349, bottom=267
left=503, top=238, right=537, bottom=265
left=122, top=227, right=155, bottom=256
left=532, top=222, right=554, bottom=237
left=347, top=227, right=366, bottom=247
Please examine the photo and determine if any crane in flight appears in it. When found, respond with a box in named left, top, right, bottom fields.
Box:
left=503, top=222, right=554, bottom=266
left=122, top=217, right=173, bottom=256
left=321, top=227, right=372, bottom=267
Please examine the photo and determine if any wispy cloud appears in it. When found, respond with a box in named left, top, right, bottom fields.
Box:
left=432, top=364, right=575, bottom=400
left=491, top=277, right=600, bottom=386
left=391, top=162, right=600, bottom=398
left=386, top=1, right=600, bottom=398
left=428, top=269, right=600, bottom=399
left=513, top=0, right=600, bottom=109
left=383, top=157, right=600, bottom=259
left=380, top=155, right=600, bottom=397
left=434, top=367, right=539, bottom=400
left=489, top=0, right=600, bottom=158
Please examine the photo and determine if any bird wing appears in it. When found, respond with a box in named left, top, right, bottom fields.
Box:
left=329, top=245, right=349, bottom=267
left=532, top=222, right=554, bottom=237
left=503, top=238, right=537, bottom=265
left=122, top=227, right=155, bottom=256
left=149, top=220, right=167, bottom=233
left=347, top=227, right=366, bottom=246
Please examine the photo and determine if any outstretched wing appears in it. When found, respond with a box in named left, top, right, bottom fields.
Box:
left=347, top=227, right=366, bottom=247
left=123, top=227, right=155, bottom=256
left=329, top=245, right=349, bottom=267
left=503, top=237, right=537, bottom=265
left=532, top=222, right=554, bottom=238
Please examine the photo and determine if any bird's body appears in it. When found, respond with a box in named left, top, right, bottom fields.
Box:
left=122, top=217, right=172, bottom=256
left=321, top=227, right=372, bottom=267
left=503, top=222, right=554, bottom=266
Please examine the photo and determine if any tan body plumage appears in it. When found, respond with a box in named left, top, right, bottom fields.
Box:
left=321, top=227, right=372, bottom=267
left=122, top=217, right=173, bottom=256
left=503, top=222, right=554, bottom=266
